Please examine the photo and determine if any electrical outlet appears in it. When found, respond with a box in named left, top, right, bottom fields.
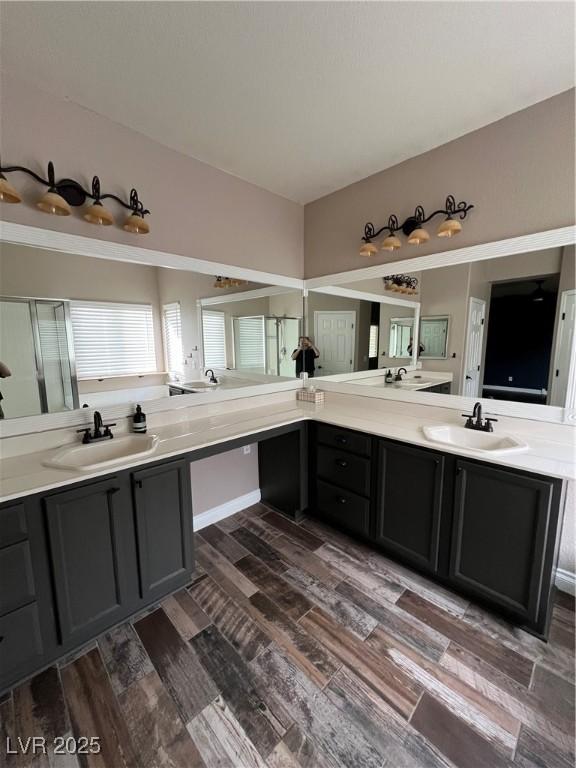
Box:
left=243, top=445, right=251, bottom=455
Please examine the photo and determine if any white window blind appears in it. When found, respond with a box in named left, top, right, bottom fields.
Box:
left=162, top=302, right=183, bottom=376
left=233, top=316, right=266, bottom=371
left=368, top=324, right=379, bottom=358
left=202, top=310, right=226, bottom=368
left=70, top=301, right=157, bottom=379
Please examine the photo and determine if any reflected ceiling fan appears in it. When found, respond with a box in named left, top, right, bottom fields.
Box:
left=531, top=279, right=546, bottom=303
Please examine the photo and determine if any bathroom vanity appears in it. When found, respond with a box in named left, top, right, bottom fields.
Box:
left=0, top=392, right=571, bottom=694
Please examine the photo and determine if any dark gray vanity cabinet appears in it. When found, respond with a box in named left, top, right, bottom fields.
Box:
left=44, top=476, right=138, bottom=647
left=309, top=424, right=564, bottom=638
left=312, top=423, right=372, bottom=537
left=374, top=441, right=446, bottom=575
left=132, top=459, right=193, bottom=603
left=449, top=460, right=562, bottom=628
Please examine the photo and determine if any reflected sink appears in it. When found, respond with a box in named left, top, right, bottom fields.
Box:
left=393, top=379, right=433, bottom=389
left=422, top=425, right=529, bottom=454
left=44, top=434, right=159, bottom=472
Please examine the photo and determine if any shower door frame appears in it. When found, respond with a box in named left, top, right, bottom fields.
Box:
left=0, top=295, right=80, bottom=414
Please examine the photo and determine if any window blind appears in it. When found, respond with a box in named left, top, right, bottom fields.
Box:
left=162, top=302, right=183, bottom=376
left=368, top=324, right=379, bottom=358
left=202, top=310, right=226, bottom=368
left=233, top=316, right=266, bottom=370
left=70, top=301, right=157, bottom=379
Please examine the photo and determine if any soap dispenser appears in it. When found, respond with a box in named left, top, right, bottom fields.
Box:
left=133, top=404, right=147, bottom=433
left=385, top=369, right=393, bottom=384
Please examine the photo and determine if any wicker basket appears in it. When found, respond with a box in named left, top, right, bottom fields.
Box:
left=297, top=388, right=325, bottom=404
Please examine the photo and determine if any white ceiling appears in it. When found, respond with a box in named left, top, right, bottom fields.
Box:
left=1, top=2, right=574, bottom=204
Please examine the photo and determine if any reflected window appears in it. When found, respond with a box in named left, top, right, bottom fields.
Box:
left=70, top=301, right=156, bottom=379
left=202, top=310, right=227, bottom=368
left=233, top=316, right=266, bottom=372
left=162, top=302, right=183, bottom=377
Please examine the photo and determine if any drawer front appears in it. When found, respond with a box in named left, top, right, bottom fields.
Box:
left=0, top=503, right=27, bottom=548
left=316, top=424, right=371, bottom=457
left=315, top=480, right=370, bottom=537
left=0, top=541, right=35, bottom=615
left=316, top=445, right=371, bottom=497
left=0, top=603, right=44, bottom=685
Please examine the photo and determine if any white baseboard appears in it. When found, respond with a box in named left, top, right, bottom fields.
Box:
left=194, top=490, right=262, bottom=531
left=555, top=568, right=576, bottom=596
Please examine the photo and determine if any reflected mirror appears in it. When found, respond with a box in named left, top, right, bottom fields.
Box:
left=318, top=244, right=575, bottom=407
left=307, top=289, right=418, bottom=376
left=0, top=242, right=303, bottom=419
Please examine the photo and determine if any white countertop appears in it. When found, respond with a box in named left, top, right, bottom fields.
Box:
left=0, top=391, right=574, bottom=503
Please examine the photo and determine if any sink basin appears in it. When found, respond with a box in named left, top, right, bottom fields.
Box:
left=44, top=434, right=159, bottom=472
left=422, top=425, right=529, bottom=454
left=393, top=379, right=433, bottom=389
left=182, top=380, right=218, bottom=388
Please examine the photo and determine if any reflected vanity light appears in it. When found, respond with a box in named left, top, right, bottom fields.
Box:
left=213, top=276, right=248, bottom=288
left=383, top=274, right=419, bottom=295
left=0, top=159, right=150, bottom=234
left=360, top=195, right=473, bottom=256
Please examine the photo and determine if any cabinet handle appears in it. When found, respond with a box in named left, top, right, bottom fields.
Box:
left=134, top=479, right=143, bottom=489
left=0, top=636, right=4, bottom=643
left=336, top=459, right=348, bottom=468
left=336, top=436, right=348, bottom=445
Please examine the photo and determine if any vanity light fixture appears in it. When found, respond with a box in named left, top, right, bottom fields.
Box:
left=0, top=158, right=150, bottom=233
left=383, top=274, right=419, bottom=295
left=360, top=195, right=473, bottom=256
left=0, top=171, right=22, bottom=204
left=213, top=276, right=248, bottom=289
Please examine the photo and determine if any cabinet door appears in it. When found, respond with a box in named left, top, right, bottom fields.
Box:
left=45, top=477, right=135, bottom=646
left=375, top=440, right=444, bottom=573
left=132, top=459, right=193, bottom=602
left=450, top=460, right=554, bottom=623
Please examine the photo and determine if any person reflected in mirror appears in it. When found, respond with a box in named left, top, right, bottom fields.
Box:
left=292, top=336, right=320, bottom=378
left=407, top=337, right=425, bottom=356
left=0, top=360, right=12, bottom=420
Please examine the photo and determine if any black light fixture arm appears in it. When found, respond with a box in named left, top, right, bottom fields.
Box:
left=0, top=159, right=150, bottom=216
left=362, top=195, right=473, bottom=242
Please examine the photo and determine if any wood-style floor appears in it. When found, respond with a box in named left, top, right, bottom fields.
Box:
left=1, top=503, right=574, bottom=768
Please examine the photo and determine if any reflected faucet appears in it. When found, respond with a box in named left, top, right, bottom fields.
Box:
left=205, top=369, right=218, bottom=384
left=394, top=367, right=408, bottom=382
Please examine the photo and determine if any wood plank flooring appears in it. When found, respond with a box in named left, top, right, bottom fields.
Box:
left=1, top=503, right=574, bottom=768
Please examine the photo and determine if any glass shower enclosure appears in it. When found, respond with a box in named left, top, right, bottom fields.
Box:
left=232, top=316, right=301, bottom=377
left=0, top=297, right=79, bottom=419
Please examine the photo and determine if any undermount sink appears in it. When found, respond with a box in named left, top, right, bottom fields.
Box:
left=422, top=425, right=529, bottom=454
left=182, top=380, right=218, bottom=388
left=44, top=434, right=159, bottom=472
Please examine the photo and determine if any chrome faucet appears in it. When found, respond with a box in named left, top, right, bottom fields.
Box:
left=205, top=369, right=218, bottom=384
left=462, top=402, right=498, bottom=432
left=77, top=410, right=116, bottom=444
left=394, top=367, right=408, bottom=382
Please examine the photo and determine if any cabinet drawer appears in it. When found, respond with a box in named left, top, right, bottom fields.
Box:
left=0, top=603, right=44, bottom=684
left=0, top=541, right=35, bottom=615
left=316, top=445, right=371, bottom=497
left=315, top=480, right=370, bottom=537
left=316, top=424, right=371, bottom=457
left=0, top=503, right=27, bottom=548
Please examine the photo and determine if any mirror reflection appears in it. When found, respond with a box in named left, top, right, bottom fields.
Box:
left=322, top=244, right=575, bottom=407
left=307, top=290, right=418, bottom=376
left=0, top=242, right=302, bottom=419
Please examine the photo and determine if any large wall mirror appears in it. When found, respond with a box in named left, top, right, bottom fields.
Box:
left=305, top=288, right=419, bottom=377
left=310, top=244, right=575, bottom=410
left=0, top=241, right=303, bottom=421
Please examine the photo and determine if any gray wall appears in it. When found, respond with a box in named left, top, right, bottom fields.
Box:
left=304, top=89, right=575, bottom=278
left=1, top=73, right=304, bottom=279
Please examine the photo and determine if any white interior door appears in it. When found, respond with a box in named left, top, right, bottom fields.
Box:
left=549, top=290, right=576, bottom=407
left=314, top=311, right=355, bottom=375
left=462, top=297, right=486, bottom=397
